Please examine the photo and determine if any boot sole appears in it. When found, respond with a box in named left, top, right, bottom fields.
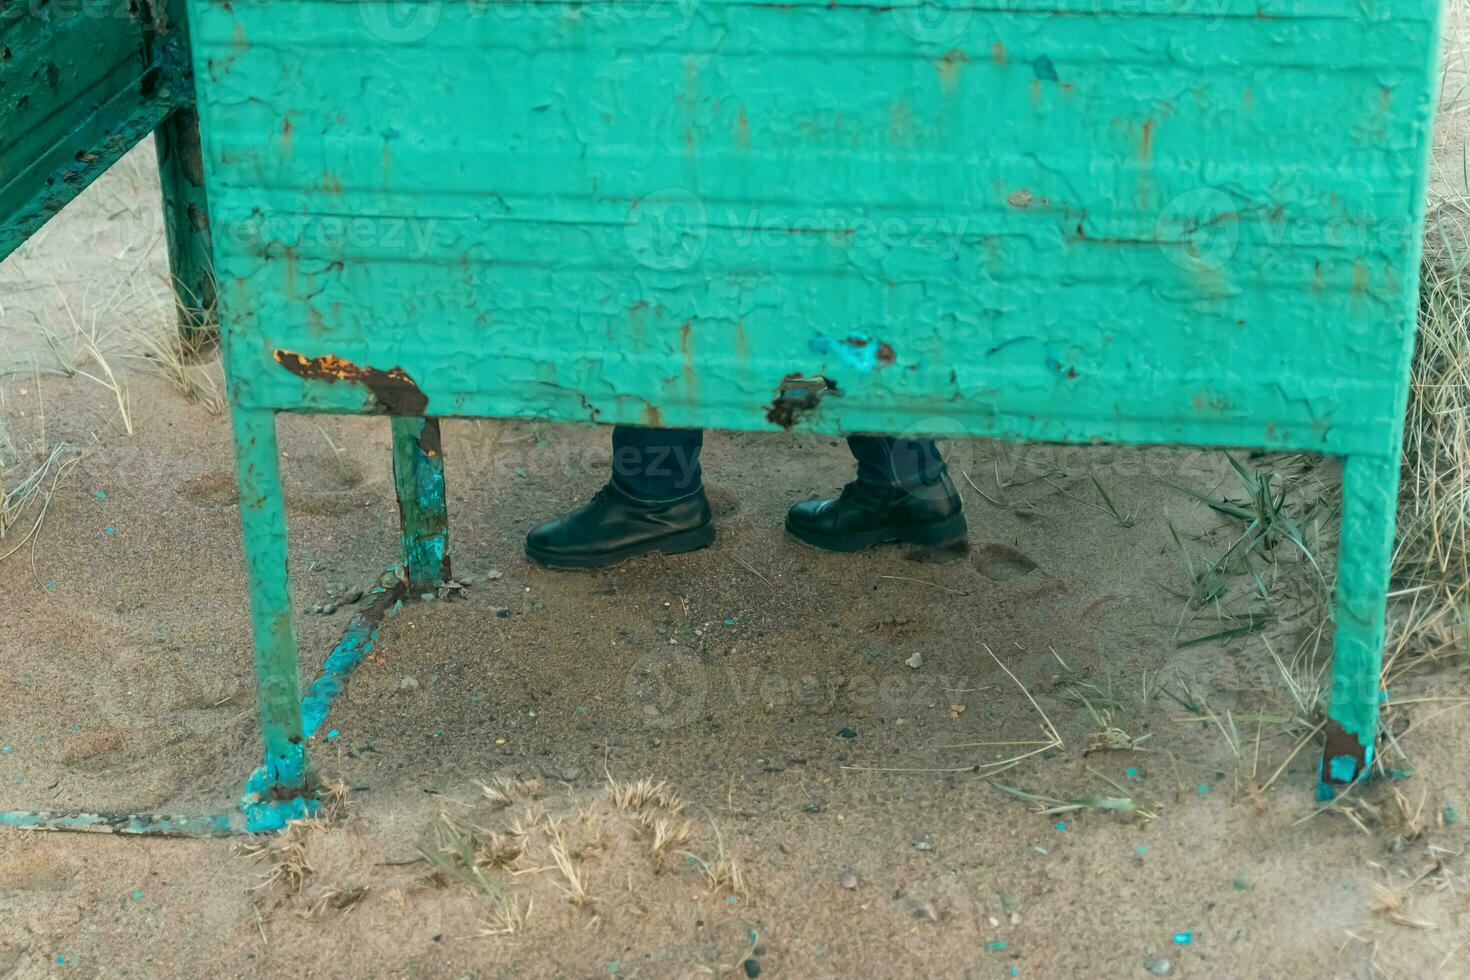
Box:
left=526, top=523, right=717, bottom=570
left=784, top=513, right=968, bottom=553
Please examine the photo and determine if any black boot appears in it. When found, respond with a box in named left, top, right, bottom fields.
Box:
left=526, top=484, right=715, bottom=569
left=785, top=473, right=966, bottom=552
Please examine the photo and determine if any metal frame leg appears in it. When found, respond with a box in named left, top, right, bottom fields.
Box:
left=391, top=416, right=451, bottom=589
left=155, top=104, right=215, bottom=344
left=1319, top=453, right=1399, bottom=798
left=148, top=0, right=216, bottom=345
left=231, top=408, right=307, bottom=796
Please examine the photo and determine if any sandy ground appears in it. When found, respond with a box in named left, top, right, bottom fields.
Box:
left=3, top=11, right=1470, bottom=980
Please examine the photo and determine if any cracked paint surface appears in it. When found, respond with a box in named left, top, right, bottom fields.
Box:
left=189, top=0, right=1440, bottom=458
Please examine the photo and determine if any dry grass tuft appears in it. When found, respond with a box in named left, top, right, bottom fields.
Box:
left=0, top=443, right=83, bottom=571
left=544, top=819, right=593, bottom=909
left=479, top=776, right=543, bottom=810
left=1395, top=198, right=1470, bottom=659
left=243, top=820, right=320, bottom=898
left=124, top=314, right=224, bottom=414
left=608, top=776, right=687, bottom=814
left=420, top=813, right=528, bottom=934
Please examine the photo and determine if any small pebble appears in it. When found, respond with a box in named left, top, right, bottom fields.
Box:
left=742, top=959, right=760, bottom=978
left=911, top=840, right=934, bottom=851
left=399, top=676, right=420, bottom=692
left=485, top=570, right=504, bottom=581
left=839, top=872, right=858, bottom=890
left=837, top=728, right=857, bottom=739
left=1145, top=958, right=1171, bottom=975
left=420, top=592, right=436, bottom=603
left=905, top=652, right=924, bottom=669
left=345, top=588, right=364, bottom=604
left=321, top=602, right=337, bottom=615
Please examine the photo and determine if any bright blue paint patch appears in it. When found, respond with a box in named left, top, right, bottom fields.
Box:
left=300, top=606, right=383, bottom=737
left=1173, top=931, right=1193, bottom=945
left=241, top=794, right=319, bottom=833
left=55, top=955, right=65, bottom=965
left=45, top=581, right=55, bottom=590
left=1, top=745, right=11, bottom=753
left=132, top=890, right=143, bottom=900
left=1125, top=767, right=1137, bottom=778
left=325, top=729, right=339, bottom=740
left=1197, top=784, right=1208, bottom=794
left=986, top=940, right=1006, bottom=952
left=1328, top=754, right=1359, bottom=783
left=808, top=334, right=893, bottom=373
left=1055, top=821, right=1066, bottom=831
left=104, top=526, right=115, bottom=535
left=94, top=490, right=106, bottom=498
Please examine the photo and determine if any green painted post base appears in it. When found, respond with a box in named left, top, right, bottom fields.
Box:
left=391, top=416, right=451, bottom=589
left=231, top=408, right=308, bottom=796
left=1318, top=453, right=1400, bottom=798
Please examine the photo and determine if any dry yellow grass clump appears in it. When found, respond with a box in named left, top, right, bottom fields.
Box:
left=1393, top=198, right=1470, bottom=664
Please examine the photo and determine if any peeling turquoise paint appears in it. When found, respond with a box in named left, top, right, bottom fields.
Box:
left=0, top=809, right=237, bottom=837
left=300, top=585, right=403, bottom=738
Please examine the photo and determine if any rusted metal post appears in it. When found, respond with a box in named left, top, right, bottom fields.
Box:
left=148, top=0, right=216, bottom=345
left=391, top=416, right=451, bottom=588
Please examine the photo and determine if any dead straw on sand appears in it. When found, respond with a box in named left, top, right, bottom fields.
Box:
left=0, top=442, right=83, bottom=575
left=1394, top=198, right=1470, bottom=656
left=840, top=643, right=1064, bottom=776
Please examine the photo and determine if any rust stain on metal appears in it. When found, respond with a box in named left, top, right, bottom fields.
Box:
left=273, top=350, right=428, bottom=414
left=840, top=336, right=896, bottom=366
left=766, top=373, right=839, bottom=429
left=1321, top=718, right=1366, bottom=783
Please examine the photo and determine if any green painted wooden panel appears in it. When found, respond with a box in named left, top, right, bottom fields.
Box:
left=0, top=1, right=187, bottom=259
left=188, top=0, right=1441, bottom=456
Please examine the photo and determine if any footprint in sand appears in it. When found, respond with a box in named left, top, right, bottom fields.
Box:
left=971, top=543, right=1039, bottom=582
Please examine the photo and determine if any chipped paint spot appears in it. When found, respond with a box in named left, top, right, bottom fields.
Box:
left=809, top=334, right=896, bottom=372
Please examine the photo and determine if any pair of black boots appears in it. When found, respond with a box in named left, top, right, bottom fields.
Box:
left=525, top=473, right=967, bottom=569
